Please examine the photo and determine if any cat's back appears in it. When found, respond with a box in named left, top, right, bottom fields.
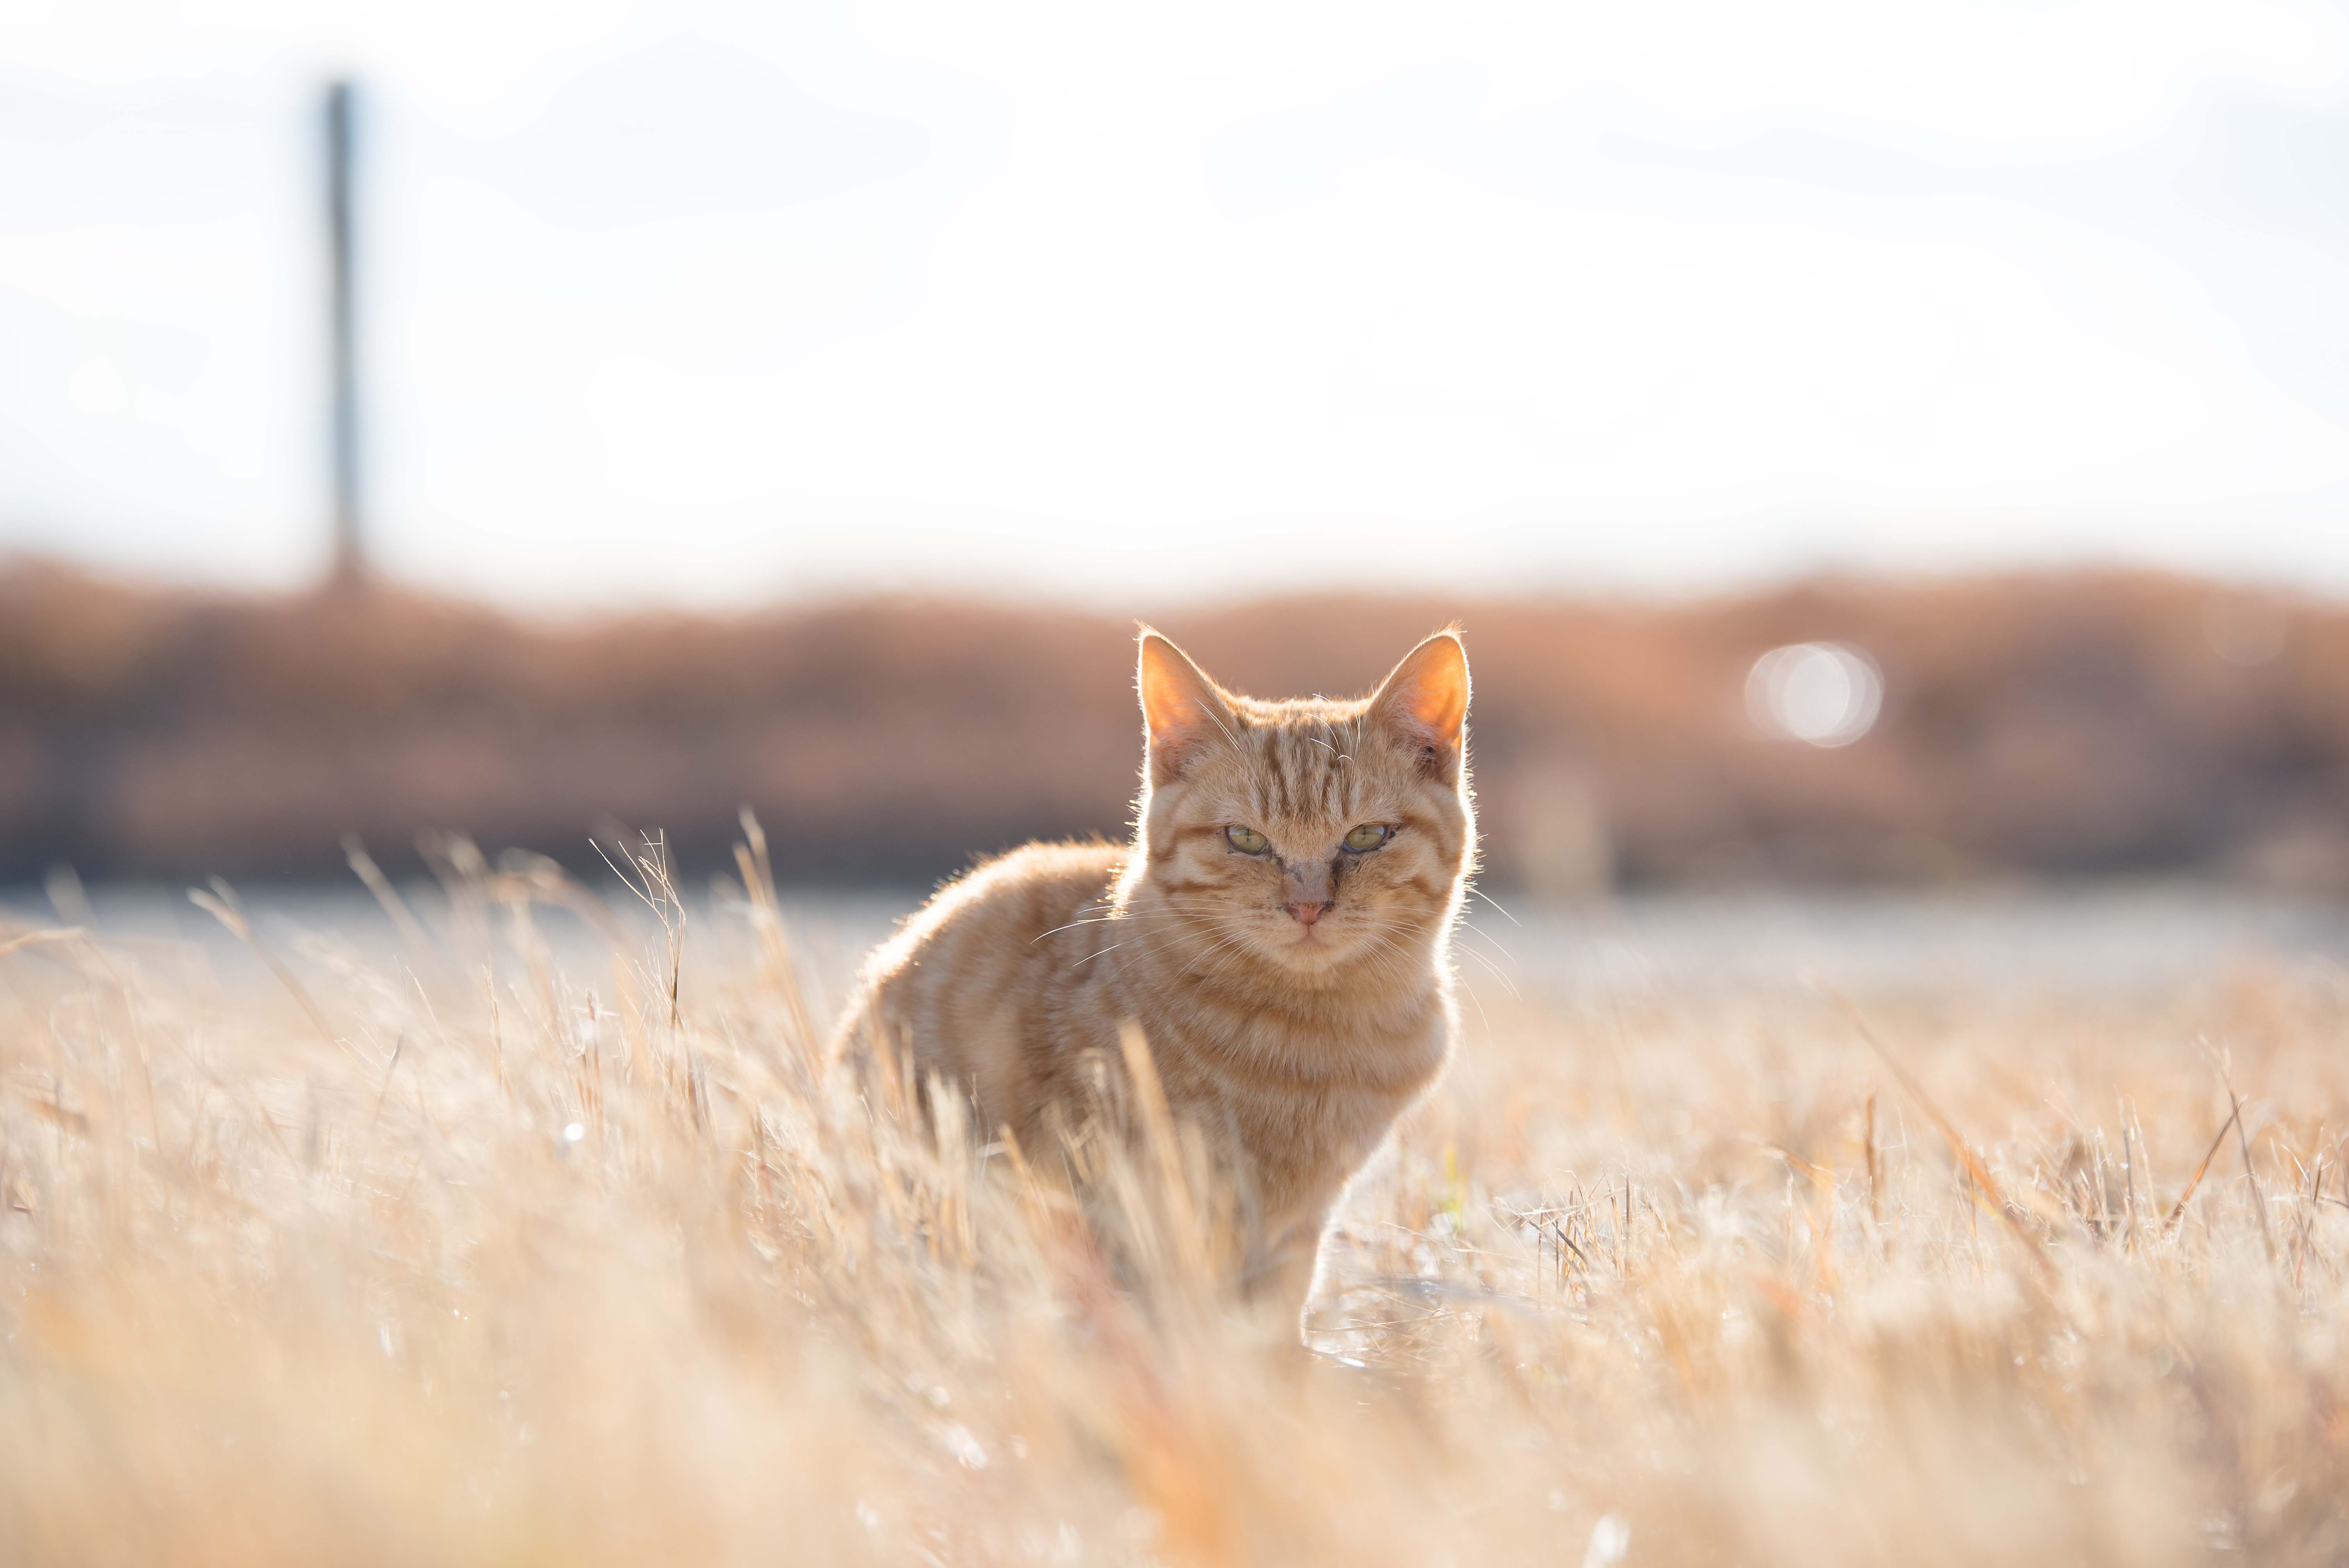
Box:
left=874, top=839, right=1125, bottom=977
left=838, top=841, right=1125, bottom=1117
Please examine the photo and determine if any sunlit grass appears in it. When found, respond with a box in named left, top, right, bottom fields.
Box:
left=2, top=838, right=2345, bottom=1564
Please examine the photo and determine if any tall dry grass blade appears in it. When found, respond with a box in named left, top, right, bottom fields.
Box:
left=415, top=827, right=494, bottom=959
left=342, top=834, right=439, bottom=968
left=0, top=928, right=88, bottom=960
left=42, top=863, right=95, bottom=927
left=1863, top=1090, right=1885, bottom=1237
left=483, top=968, right=506, bottom=1101
left=2293, top=1143, right=2320, bottom=1290
left=367, top=1033, right=408, bottom=1135
left=492, top=851, right=642, bottom=1049
left=593, top=829, right=686, bottom=1030
left=188, top=880, right=344, bottom=1052
left=1834, top=993, right=2057, bottom=1285
left=2119, top=1101, right=2141, bottom=1252
left=734, top=809, right=814, bottom=1056
left=2216, top=1056, right=2278, bottom=1267
left=1116, top=1019, right=1209, bottom=1286
left=2163, top=1104, right=2240, bottom=1234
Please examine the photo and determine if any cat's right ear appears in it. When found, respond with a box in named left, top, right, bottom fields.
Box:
left=1137, top=631, right=1235, bottom=786
left=1368, top=629, right=1470, bottom=771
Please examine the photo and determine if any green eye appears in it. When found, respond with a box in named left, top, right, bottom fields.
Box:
left=1343, top=824, right=1391, bottom=853
left=1225, top=826, right=1269, bottom=855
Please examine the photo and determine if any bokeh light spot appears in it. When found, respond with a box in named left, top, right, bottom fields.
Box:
left=1747, top=642, right=1882, bottom=747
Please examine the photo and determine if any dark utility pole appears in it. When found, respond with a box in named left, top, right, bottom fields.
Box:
left=325, top=80, right=366, bottom=589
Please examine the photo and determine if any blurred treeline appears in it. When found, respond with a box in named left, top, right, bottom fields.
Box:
left=3, top=560, right=2344, bottom=891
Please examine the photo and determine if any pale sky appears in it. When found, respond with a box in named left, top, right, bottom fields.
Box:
left=7, top=0, right=2349, bottom=608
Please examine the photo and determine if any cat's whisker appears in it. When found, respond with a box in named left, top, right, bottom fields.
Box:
left=1453, top=939, right=1521, bottom=1001
left=1189, top=928, right=1277, bottom=986
left=1027, top=898, right=1117, bottom=937
left=1455, top=914, right=1515, bottom=957
left=1451, top=964, right=1499, bottom=1037
left=1080, top=918, right=1262, bottom=977
left=1034, top=910, right=1192, bottom=942
left=1465, top=884, right=1522, bottom=927
left=1071, top=925, right=1212, bottom=962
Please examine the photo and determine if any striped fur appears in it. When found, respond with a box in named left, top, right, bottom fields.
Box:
left=834, top=629, right=1476, bottom=1333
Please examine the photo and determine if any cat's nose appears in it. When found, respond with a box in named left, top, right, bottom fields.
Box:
left=1286, top=898, right=1332, bottom=927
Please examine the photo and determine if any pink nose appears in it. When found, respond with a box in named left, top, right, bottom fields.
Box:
left=1286, top=899, right=1331, bottom=927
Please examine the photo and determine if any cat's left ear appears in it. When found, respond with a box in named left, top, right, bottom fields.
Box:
left=1369, top=630, right=1470, bottom=768
left=1137, top=630, right=1237, bottom=786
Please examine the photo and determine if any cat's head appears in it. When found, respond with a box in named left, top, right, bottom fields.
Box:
left=1130, top=629, right=1475, bottom=979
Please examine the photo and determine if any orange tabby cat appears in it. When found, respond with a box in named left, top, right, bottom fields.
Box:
left=836, top=628, right=1474, bottom=1331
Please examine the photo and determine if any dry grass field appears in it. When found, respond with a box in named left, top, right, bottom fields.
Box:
left=2, top=837, right=2346, bottom=1564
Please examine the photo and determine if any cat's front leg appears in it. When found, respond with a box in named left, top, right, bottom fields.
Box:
left=1242, top=1216, right=1332, bottom=1340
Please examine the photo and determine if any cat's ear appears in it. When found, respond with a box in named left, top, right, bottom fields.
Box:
left=1137, top=630, right=1235, bottom=785
left=1369, top=630, right=1470, bottom=766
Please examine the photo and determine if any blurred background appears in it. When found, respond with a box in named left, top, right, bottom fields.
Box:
left=9, top=0, right=2349, bottom=900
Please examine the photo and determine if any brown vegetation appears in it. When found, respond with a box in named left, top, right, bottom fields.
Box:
left=3, top=559, right=2345, bottom=887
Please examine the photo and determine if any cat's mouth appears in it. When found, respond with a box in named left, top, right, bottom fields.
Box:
left=1260, top=905, right=1364, bottom=966
left=1280, top=916, right=1346, bottom=955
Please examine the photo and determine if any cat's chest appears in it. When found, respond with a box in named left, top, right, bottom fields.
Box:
left=1226, top=994, right=1448, bottom=1089
left=1169, top=1002, right=1447, bottom=1158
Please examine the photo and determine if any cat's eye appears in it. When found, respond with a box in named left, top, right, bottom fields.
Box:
left=1225, top=825, right=1269, bottom=855
left=1343, top=824, right=1392, bottom=853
